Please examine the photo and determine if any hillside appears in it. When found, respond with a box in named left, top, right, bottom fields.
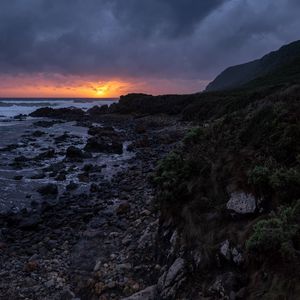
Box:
left=206, top=40, right=300, bottom=91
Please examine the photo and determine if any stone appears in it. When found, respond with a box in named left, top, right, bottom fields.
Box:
left=158, top=258, right=186, bottom=299
left=65, top=146, right=84, bottom=161
left=116, top=202, right=131, bottom=215
left=85, top=136, right=123, bottom=154
left=226, top=192, right=256, bottom=214
left=24, top=261, right=39, bottom=272
left=37, top=184, right=58, bottom=196
left=122, top=285, right=157, bottom=300
left=220, top=240, right=231, bottom=260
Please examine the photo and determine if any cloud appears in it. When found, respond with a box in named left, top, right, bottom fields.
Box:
left=0, top=0, right=299, bottom=93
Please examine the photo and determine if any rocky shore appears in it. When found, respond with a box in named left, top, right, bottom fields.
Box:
left=0, top=107, right=190, bottom=300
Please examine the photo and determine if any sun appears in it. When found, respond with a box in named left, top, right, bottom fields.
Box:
left=95, top=85, right=110, bottom=97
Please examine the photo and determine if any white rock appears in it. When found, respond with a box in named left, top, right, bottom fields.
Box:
left=226, top=192, right=256, bottom=214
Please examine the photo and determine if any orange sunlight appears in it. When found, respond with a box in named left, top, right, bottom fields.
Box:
left=0, top=75, right=132, bottom=98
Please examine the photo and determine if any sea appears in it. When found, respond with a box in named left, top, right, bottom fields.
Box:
left=0, top=98, right=131, bottom=213
left=0, top=98, right=117, bottom=119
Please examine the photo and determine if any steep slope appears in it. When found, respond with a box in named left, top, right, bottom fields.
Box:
left=206, top=40, right=300, bottom=91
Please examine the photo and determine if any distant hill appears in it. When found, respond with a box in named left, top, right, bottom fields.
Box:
left=206, top=40, right=300, bottom=91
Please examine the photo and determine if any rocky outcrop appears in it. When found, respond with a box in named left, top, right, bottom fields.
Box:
left=226, top=191, right=257, bottom=214
left=30, top=107, right=85, bottom=120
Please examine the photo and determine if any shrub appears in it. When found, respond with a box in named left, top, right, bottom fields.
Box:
left=248, top=165, right=271, bottom=186
left=246, top=201, right=300, bottom=261
left=183, top=127, right=205, bottom=145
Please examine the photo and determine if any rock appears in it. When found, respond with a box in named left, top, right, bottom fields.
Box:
left=157, top=258, right=186, bottom=299
left=88, top=126, right=116, bottom=136
left=122, top=285, right=157, bottom=300
left=90, top=183, right=99, bottom=193
left=220, top=240, right=231, bottom=260
left=87, top=105, right=109, bottom=116
left=37, top=184, right=58, bottom=196
left=45, top=279, right=55, bottom=288
left=24, top=261, right=39, bottom=272
left=54, top=133, right=71, bottom=143
left=135, top=124, right=147, bottom=134
left=209, top=272, right=239, bottom=298
left=31, top=173, right=46, bottom=179
left=14, top=114, right=27, bottom=120
left=122, top=234, right=132, bottom=246
left=116, top=202, right=131, bottom=215
left=33, top=120, right=62, bottom=128
left=65, top=146, right=84, bottom=161
left=66, top=181, right=78, bottom=191
left=232, top=248, right=244, bottom=265
left=14, top=155, right=29, bottom=163
left=84, top=136, right=123, bottom=154
left=30, top=107, right=85, bottom=121
left=19, top=214, right=41, bottom=229
left=226, top=192, right=256, bottom=214
left=32, top=130, right=45, bottom=137
left=36, top=149, right=55, bottom=160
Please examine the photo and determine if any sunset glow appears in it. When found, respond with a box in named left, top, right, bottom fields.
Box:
left=0, top=75, right=132, bottom=98
left=0, top=74, right=208, bottom=98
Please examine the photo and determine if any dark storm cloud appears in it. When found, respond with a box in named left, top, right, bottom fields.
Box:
left=0, top=0, right=299, bottom=81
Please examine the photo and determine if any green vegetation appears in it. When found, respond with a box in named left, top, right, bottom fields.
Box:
left=246, top=201, right=300, bottom=261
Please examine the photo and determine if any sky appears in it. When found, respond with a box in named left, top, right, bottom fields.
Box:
left=0, top=0, right=299, bottom=98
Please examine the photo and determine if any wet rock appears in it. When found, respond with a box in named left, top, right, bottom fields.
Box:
left=33, top=120, right=62, bottom=127
left=32, top=130, right=46, bottom=137
left=13, top=114, right=27, bottom=120
left=226, top=192, right=257, bottom=214
left=90, top=183, right=99, bottom=193
left=37, top=184, right=58, bottom=196
left=65, top=146, right=84, bottom=161
left=78, top=172, right=89, bottom=183
left=135, top=124, right=147, bottom=134
left=30, top=107, right=85, bottom=121
left=56, top=172, right=67, bottom=181
left=87, top=105, right=109, bottom=116
left=14, top=155, right=29, bottom=163
left=85, top=136, right=123, bottom=154
left=123, top=285, right=157, bottom=300
left=19, top=214, right=41, bottom=229
left=88, top=126, right=116, bottom=136
left=31, top=173, right=46, bottom=179
left=116, top=201, right=131, bottom=215
left=54, top=133, right=71, bottom=143
left=36, top=149, right=55, bottom=160
left=66, top=181, right=79, bottom=191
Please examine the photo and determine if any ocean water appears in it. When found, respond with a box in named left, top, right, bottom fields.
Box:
left=0, top=98, right=117, bottom=119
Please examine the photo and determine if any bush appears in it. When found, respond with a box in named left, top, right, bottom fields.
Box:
left=248, top=165, right=271, bottom=186
left=183, top=127, right=205, bottom=145
left=246, top=200, right=300, bottom=261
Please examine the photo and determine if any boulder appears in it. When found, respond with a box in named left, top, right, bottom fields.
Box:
left=87, top=105, right=109, bottom=116
left=157, top=258, right=186, bottom=299
left=65, top=146, right=84, bottom=161
left=88, top=126, right=116, bottom=137
left=226, top=192, right=256, bottom=214
left=84, top=136, right=123, bottom=154
left=30, top=107, right=85, bottom=120
left=37, top=184, right=58, bottom=196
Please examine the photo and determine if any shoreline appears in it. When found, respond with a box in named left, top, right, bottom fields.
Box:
left=0, top=109, right=189, bottom=299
